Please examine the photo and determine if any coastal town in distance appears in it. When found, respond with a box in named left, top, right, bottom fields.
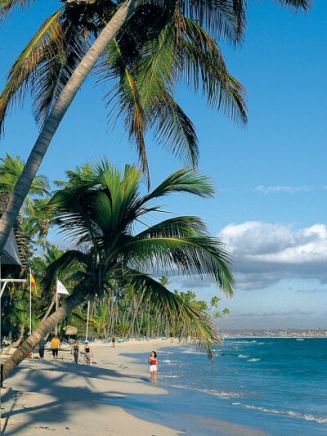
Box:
left=222, top=329, right=327, bottom=338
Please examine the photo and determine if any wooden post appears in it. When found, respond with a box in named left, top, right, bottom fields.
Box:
left=86, top=300, right=90, bottom=341
left=55, top=292, right=59, bottom=336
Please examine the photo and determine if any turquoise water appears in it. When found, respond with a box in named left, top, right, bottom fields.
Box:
left=155, top=338, right=327, bottom=434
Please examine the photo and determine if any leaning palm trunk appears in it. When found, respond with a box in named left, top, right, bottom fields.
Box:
left=0, top=0, right=139, bottom=252
left=3, top=286, right=85, bottom=379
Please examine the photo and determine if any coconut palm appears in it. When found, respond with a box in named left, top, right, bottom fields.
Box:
left=74, top=301, right=110, bottom=337
left=0, top=154, right=49, bottom=203
left=3, top=299, right=38, bottom=354
left=3, top=159, right=233, bottom=377
left=25, top=198, right=54, bottom=251
left=32, top=244, right=81, bottom=320
left=0, top=0, right=309, bottom=252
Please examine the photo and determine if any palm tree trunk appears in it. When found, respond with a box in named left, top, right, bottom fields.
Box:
left=3, top=285, right=85, bottom=379
left=0, top=0, right=139, bottom=253
left=41, top=298, right=55, bottom=322
left=129, top=288, right=146, bottom=337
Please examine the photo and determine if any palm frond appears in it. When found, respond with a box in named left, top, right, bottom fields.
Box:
left=51, top=162, right=142, bottom=243
left=152, top=89, right=199, bottom=166
left=123, top=236, right=234, bottom=296
left=104, top=39, right=149, bottom=179
left=178, top=16, right=247, bottom=123
left=126, top=270, right=221, bottom=358
left=0, top=153, right=50, bottom=195
left=135, top=19, right=200, bottom=164
left=42, top=249, right=88, bottom=292
left=275, top=0, right=311, bottom=10
left=0, top=7, right=90, bottom=134
left=179, top=0, right=246, bottom=42
left=0, top=9, right=63, bottom=135
left=97, top=163, right=141, bottom=234
left=0, top=0, right=36, bottom=19
left=142, top=168, right=215, bottom=204
left=136, top=216, right=209, bottom=239
left=33, top=25, right=89, bottom=126
left=97, top=3, right=246, bottom=173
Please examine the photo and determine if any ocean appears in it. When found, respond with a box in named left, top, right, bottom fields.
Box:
left=138, top=338, right=327, bottom=435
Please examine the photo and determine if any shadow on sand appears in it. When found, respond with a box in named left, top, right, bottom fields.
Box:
left=0, top=355, right=182, bottom=435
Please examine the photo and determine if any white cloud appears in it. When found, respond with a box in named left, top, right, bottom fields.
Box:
left=255, top=185, right=327, bottom=194
left=219, top=221, right=327, bottom=290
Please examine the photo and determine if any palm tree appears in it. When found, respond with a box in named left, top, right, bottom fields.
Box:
left=25, top=198, right=54, bottom=251
left=3, top=159, right=233, bottom=377
left=0, top=154, right=49, bottom=206
left=0, top=0, right=309, bottom=252
left=3, top=299, right=38, bottom=354
left=32, top=244, right=81, bottom=321
left=74, top=301, right=110, bottom=337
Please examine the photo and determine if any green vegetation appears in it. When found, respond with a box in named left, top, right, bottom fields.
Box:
left=0, top=0, right=249, bottom=250
left=2, top=157, right=233, bottom=377
left=0, top=1, right=310, bottom=378
left=0, top=155, right=228, bottom=347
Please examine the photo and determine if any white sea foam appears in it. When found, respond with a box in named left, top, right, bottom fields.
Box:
left=163, top=359, right=171, bottom=363
left=230, top=341, right=255, bottom=345
left=238, top=354, right=249, bottom=359
left=181, top=350, right=203, bottom=355
left=233, top=403, right=327, bottom=425
left=161, top=375, right=179, bottom=378
left=247, top=358, right=261, bottom=362
left=170, top=384, right=241, bottom=400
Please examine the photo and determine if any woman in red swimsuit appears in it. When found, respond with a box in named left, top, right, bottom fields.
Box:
left=148, top=351, right=158, bottom=384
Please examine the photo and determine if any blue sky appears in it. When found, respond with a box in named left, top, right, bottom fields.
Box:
left=1, top=0, right=327, bottom=328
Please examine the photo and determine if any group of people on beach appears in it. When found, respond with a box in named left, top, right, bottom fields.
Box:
left=37, top=335, right=118, bottom=364
left=37, top=335, right=159, bottom=384
left=37, top=335, right=94, bottom=365
left=70, top=340, right=93, bottom=365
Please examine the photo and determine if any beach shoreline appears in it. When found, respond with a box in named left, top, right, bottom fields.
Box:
left=0, top=339, right=265, bottom=435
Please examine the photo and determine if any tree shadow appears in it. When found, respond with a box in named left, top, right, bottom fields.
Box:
left=1, top=359, right=180, bottom=435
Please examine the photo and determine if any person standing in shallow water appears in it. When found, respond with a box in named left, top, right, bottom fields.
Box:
left=148, top=351, right=158, bottom=384
left=84, top=341, right=93, bottom=365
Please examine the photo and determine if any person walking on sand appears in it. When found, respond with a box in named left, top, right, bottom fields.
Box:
left=71, top=340, right=80, bottom=364
left=148, top=351, right=158, bottom=384
left=38, top=338, right=46, bottom=359
left=50, top=335, right=60, bottom=360
left=112, top=336, right=116, bottom=347
left=84, top=341, right=93, bottom=365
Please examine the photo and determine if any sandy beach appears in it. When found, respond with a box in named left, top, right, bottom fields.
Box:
left=0, top=339, right=266, bottom=435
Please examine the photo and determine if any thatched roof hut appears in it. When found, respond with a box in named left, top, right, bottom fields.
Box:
left=64, top=326, right=78, bottom=336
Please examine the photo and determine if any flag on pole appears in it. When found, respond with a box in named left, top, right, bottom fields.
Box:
left=30, top=272, right=37, bottom=296
left=56, top=279, right=69, bottom=295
